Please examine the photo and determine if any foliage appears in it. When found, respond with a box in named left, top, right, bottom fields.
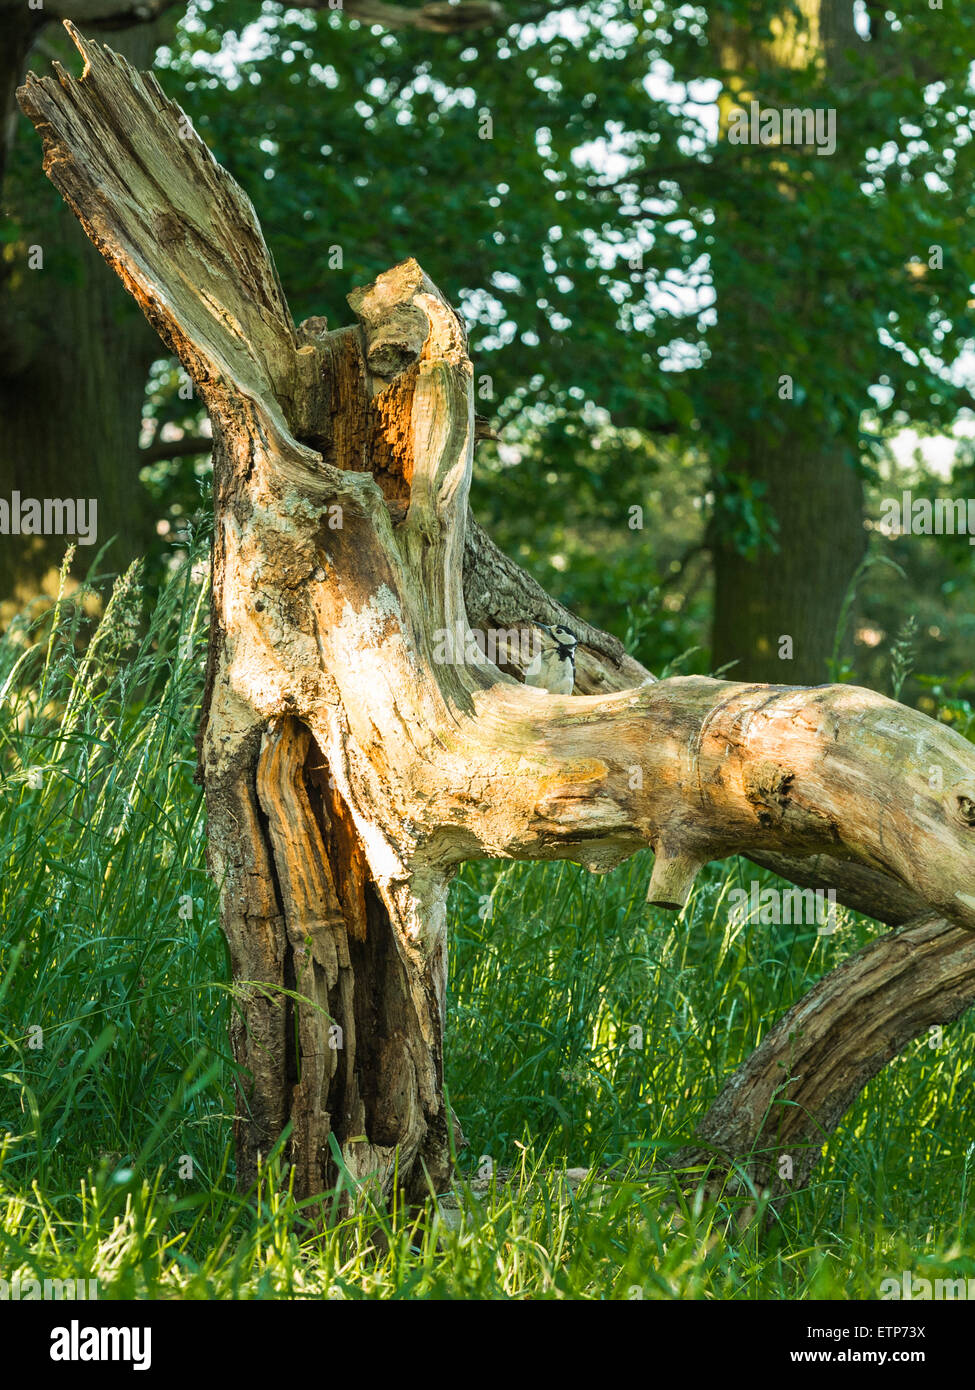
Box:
left=138, top=0, right=975, bottom=674
left=11, top=3, right=971, bottom=675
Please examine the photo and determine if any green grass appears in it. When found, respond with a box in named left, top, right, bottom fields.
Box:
left=1, top=552, right=975, bottom=1299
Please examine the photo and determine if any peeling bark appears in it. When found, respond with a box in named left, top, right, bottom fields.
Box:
left=18, top=26, right=975, bottom=1205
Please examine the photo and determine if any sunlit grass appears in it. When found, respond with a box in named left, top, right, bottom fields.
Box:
left=1, top=552, right=974, bottom=1298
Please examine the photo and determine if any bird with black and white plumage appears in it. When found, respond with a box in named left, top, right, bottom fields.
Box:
left=523, top=621, right=578, bottom=694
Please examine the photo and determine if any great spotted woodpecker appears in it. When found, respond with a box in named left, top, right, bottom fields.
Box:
left=524, top=622, right=578, bottom=694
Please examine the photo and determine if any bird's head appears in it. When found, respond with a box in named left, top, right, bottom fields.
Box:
left=539, top=621, right=578, bottom=650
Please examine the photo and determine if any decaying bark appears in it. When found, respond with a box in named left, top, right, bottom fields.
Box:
left=19, top=26, right=975, bottom=1207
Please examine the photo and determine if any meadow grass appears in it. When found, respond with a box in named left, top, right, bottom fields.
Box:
left=1, top=554, right=974, bottom=1299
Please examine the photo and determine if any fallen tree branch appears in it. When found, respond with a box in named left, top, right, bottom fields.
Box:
left=0, top=0, right=503, bottom=35
left=314, top=0, right=506, bottom=32
left=0, top=0, right=179, bottom=30
left=139, top=434, right=212, bottom=463
left=676, top=910, right=975, bottom=1204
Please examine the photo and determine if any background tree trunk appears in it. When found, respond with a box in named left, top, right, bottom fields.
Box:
left=705, top=0, right=866, bottom=684
left=0, top=18, right=164, bottom=613
left=709, top=432, right=865, bottom=683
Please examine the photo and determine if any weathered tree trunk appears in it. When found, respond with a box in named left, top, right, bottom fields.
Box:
left=19, top=26, right=975, bottom=1208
